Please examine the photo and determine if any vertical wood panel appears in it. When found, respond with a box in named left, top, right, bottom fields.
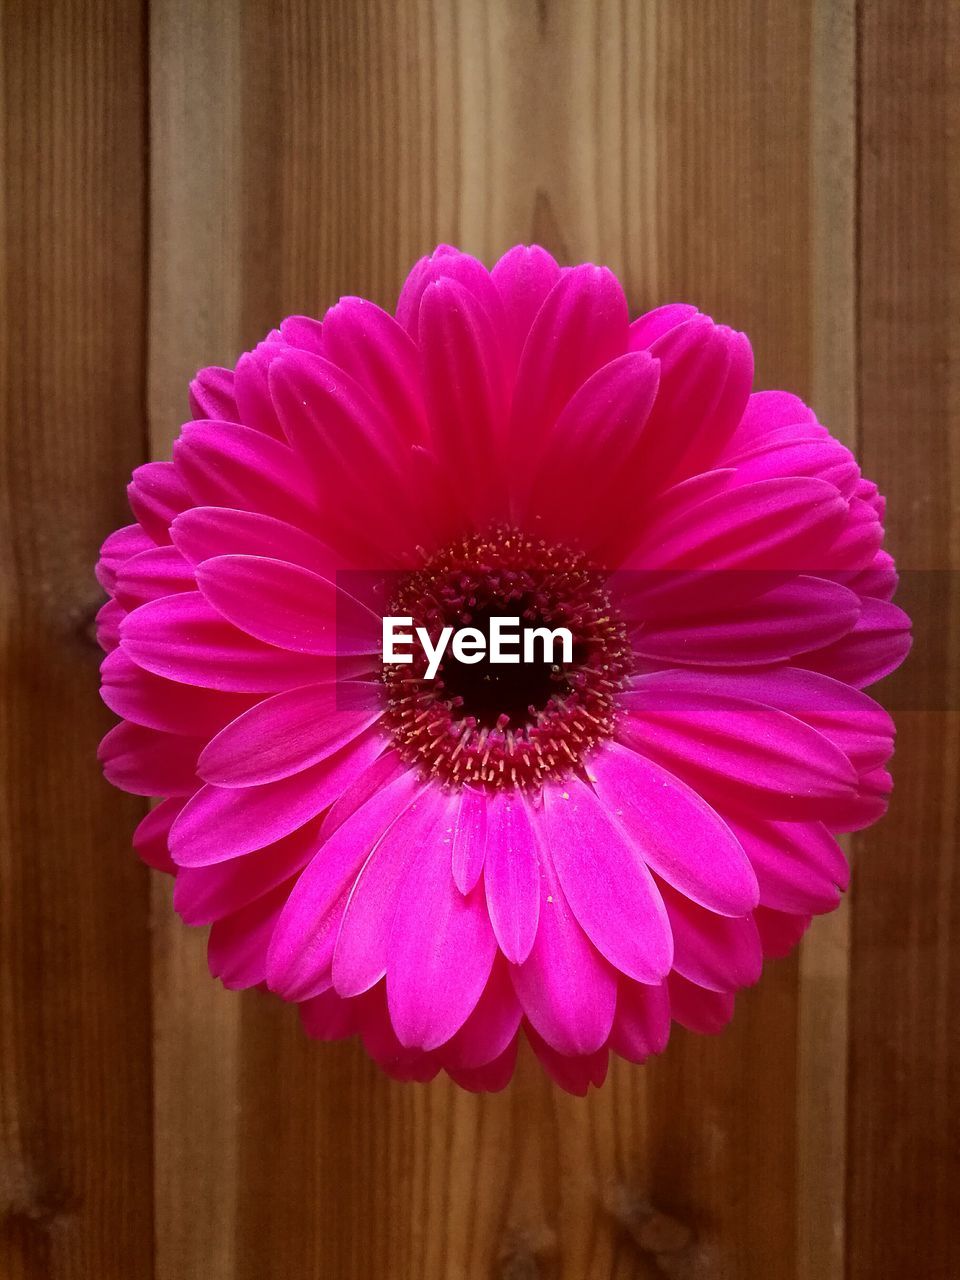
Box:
left=0, top=2, right=153, bottom=1278
left=850, top=4, right=960, bottom=1277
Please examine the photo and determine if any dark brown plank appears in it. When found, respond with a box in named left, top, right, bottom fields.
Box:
left=849, top=3, right=960, bottom=1277
left=0, top=2, right=153, bottom=1278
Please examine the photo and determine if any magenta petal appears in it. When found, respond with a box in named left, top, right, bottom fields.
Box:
left=724, top=390, right=818, bottom=454
left=509, top=265, right=629, bottom=488
left=589, top=743, right=758, bottom=916
left=195, top=555, right=381, bottom=656
left=265, top=771, right=424, bottom=1000
left=332, top=786, right=456, bottom=998
left=754, top=905, right=813, bottom=958
left=395, top=246, right=505, bottom=342
left=634, top=575, right=861, bottom=667
left=171, top=505, right=341, bottom=577
left=299, top=988, right=359, bottom=1042
left=96, top=522, right=154, bottom=593
left=659, top=882, right=762, bottom=992
left=621, top=683, right=858, bottom=807
left=446, top=1038, right=518, bottom=1093
left=96, top=598, right=124, bottom=652
left=120, top=591, right=328, bottom=691
left=189, top=365, right=239, bottom=422
left=511, top=845, right=616, bottom=1056
left=626, top=476, right=848, bottom=572
left=419, top=277, right=510, bottom=517
left=483, top=791, right=541, bottom=964
left=98, top=721, right=201, bottom=796
left=800, top=596, right=912, bottom=688
left=667, top=973, right=735, bottom=1035
left=317, top=749, right=410, bottom=841
left=541, top=777, right=672, bottom=982
left=113, top=544, right=195, bottom=611
left=320, top=296, right=426, bottom=444
left=233, top=346, right=287, bottom=440
left=198, top=681, right=384, bottom=787
left=728, top=815, right=848, bottom=914
left=609, top=979, right=671, bottom=1063
left=173, top=420, right=320, bottom=531
left=174, top=820, right=321, bottom=926
left=628, top=303, right=699, bottom=350
left=170, top=725, right=388, bottom=866
left=127, top=461, right=191, bottom=545
left=386, top=818, right=498, bottom=1051
left=451, top=785, right=487, bottom=895
left=101, top=648, right=255, bottom=736
left=440, top=958, right=523, bottom=1071
left=208, top=880, right=291, bottom=990
left=525, top=1024, right=609, bottom=1095
left=132, top=798, right=184, bottom=873
left=490, top=244, right=561, bottom=363
left=727, top=434, right=860, bottom=499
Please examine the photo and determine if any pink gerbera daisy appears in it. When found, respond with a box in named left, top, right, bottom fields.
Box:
left=97, top=245, right=910, bottom=1094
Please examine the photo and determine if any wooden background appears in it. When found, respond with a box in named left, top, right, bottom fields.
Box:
left=2, top=1, right=957, bottom=1277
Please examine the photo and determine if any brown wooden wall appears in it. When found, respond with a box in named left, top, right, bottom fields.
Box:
left=1, top=2, right=957, bottom=1277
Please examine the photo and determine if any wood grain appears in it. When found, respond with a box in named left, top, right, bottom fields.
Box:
left=0, top=2, right=153, bottom=1278
left=3, top=1, right=958, bottom=1277
left=849, top=3, right=960, bottom=1277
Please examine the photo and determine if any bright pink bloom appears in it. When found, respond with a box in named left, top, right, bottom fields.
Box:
left=98, top=246, right=910, bottom=1094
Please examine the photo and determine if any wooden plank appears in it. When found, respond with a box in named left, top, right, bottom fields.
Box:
left=849, top=3, right=960, bottom=1277
left=0, top=2, right=153, bottom=1278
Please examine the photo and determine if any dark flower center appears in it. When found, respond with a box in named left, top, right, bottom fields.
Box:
left=382, top=526, right=633, bottom=790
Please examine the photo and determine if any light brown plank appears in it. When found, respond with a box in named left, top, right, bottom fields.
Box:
left=849, top=3, right=960, bottom=1277
left=0, top=2, right=153, bottom=1277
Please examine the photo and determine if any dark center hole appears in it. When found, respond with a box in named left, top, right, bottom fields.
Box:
left=436, top=601, right=579, bottom=730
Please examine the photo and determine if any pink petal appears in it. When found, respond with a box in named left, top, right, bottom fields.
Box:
left=268, top=350, right=435, bottom=561
left=490, top=244, right=561, bottom=364
left=198, top=680, right=383, bottom=787
left=170, top=725, right=388, bottom=866
left=132, top=798, right=184, bottom=873
left=724, top=390, right=818, bottom=454
left=620, top=682, right=858, bottom=812
left=628, top=303, right=699, bottom=349
left=120, top=591, right=330, bottom=691
left=511, top=842, right=617, bottom=1056
left=265, top=770, right=424, bottom=999
left=451, top=785, right=487, bottom=894
left=541, top=777, right=673, bottom=983
left=173, top=420, right=321, bottom=532
left=419, top=277, right=510, bottom=519
left=299, top=988, right=359, bottom=1042
left=634, top=575, right=861, bottom=667
left=174, top=819, right=321, bottom=925
left=726, top=815, right=847, bottom=914
left=727, top=434, right=860, bottom=499
left=609, top=979, right=671, bottom=1063
left=96, top=523, right=154, bottom=593
left=233, top=346, right=287, bottom=440
left=317, top=749, right=410, bottom=841
left=632, top=315, right=754, bottom=490
left=95, top=598, right=124, bottom=652
left=446, top=1038, right=518, bottom=1093
left=589, top=742, right=758, bottom=916
left=113, top=545, right=195, bottom=611
left=525, top=1024, right=609, bottom=1095
left=386, top=817, right=498, bottom=1051
left=100, top=648, right=254, bottom=736
left=279, top=314, right=324, bottom=354
left=195, top=555, right=381, bottom=656
left=172, top=504, right=344, bottom=576
left=395, top=246, right=505, bottom=342
left=800, top=597, right=912, bottom=687
left=189, top=365, right=239, bottom=422
left=658, top=881, right=762, bottom=992
left=508, top=265, right=629, bottom=491
left=127, top=461, right=191, bottom=545
left=754, top=905, right=812, bottom=958
left=320, top=296, right=426, bottom=443
left=667, top=973, right=735, bottom=1035
left=483, top=791, right=540, bottom=964
left=625, top=476, right=848, bottom=572
left=439, top=957, right=523, bottom=1071
left=208, top=880, right=291, bottom=990
left=524, top=351, right=661, bottom=546
left=98, top=721, right=201, bottom=796
left=332, top=786, right=456, bottom=998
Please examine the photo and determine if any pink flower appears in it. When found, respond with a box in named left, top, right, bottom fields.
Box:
left=97, top=246, right=910, bottom=1094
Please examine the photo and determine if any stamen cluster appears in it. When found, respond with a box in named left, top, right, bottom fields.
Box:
left=382, top=527, right=633, bottom=790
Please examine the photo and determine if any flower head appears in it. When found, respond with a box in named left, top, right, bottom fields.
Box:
left=98, top=246, right=910, bottom=1093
